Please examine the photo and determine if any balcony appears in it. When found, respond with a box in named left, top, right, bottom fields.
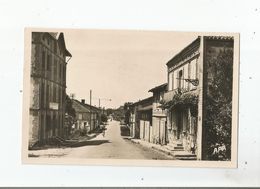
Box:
left=163, top=88, right=198, bottom=103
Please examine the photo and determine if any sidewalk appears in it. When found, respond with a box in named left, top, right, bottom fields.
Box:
left=128, top=138, right=197, bottom=160
left=28, top=133, right=100, bottom=158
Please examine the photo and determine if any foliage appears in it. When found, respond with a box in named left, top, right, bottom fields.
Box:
left=204, top=48, right=233, bottom=160
left=101, top=113, right=108, bottom=123
left=64, top=95, right=76, bottom=137
left=106, top=108, right=113, bottom=116
left=112, top=106, right=125, bottom=121
left=160, top=89, right=199, bottom=116
left=124, top=102, right=133, bottom=125
left=65, top=94, right=76, bottom=118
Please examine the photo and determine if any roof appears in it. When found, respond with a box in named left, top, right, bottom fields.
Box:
left=72, top=99, right=101, bottom=113
left=46, top=32, right=72, bottom=57
left=204, top=36, right=234, bottom=40
left=49, top=32, right=58, bottom=38
left=148, top=83, right=167, bottom=93
left=131, top=96, right=153, bottom=106
left=82, top=103, right=101, bottom=113
left=166, top=37, right=200, bottom=67
left=57, top=33, right=72, bottom=57
left=137, top=104, right=153, bottom=111
left=166, top=35, right=234, bottom=68
left=72, top=100, right=90, bottom=113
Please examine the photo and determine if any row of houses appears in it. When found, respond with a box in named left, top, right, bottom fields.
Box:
left=71, top=99, right=102, bottom=133
left=128, top=36, right=234, bottom=160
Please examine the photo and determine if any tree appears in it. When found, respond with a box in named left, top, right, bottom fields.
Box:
left=204, top=48, right=233, bottom=160
left=64, top=95, right=76, bottom=137
left=124, top=102, right=133, bottom=125
left=101, top=114, right=108, bottom=123
left=106, top=108, right=113, bottom=116
left=65, top=95, right=76, bottom=118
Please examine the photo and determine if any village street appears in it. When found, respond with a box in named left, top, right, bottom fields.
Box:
left=64, top=120, right=174, bottom=160
left=29, top=120, right=175, bottom=159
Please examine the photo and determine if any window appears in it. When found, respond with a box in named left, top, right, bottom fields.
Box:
left=178, top=69, right=183, bottom=88
left=60, top=63, right=63, bottom=81
left=42, top=51, right=45, bottom=70
left=159, top=92, right=163, bottom=101
left=47, top=55, right=51, bottom=71
left=189, top=59, right=197, bottom=90
left=63, top=66, right=66, bottom=83
left=57, top=62, right=60, bottom=81
left=41, top=82, right=45, bottom=108
left=54, top=42, right=57, bottom=53
left=53, top=85, right=56, bottom=102
left=184, top=64, right=189, bottom=89
left=173, top=70, right=177, bottom=90
left=54, top=60, right=57, bottom=81
left=78, top=113, right=82, bottom=120
left=46, top=84, right=49, bottom=108
left=168, top=72, right=173, bottom=91
left=190, top=59, right=197, bottom=80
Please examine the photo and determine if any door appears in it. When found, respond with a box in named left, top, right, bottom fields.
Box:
left=177, top=110, right=183, bottom=140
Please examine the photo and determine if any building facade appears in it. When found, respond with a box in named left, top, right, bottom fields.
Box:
left=72, top=99, right=101, bottom=133
left=148, top=83, right=168, bottom=145
left=29, top=32, right=72, bottom=147
left=129, top=97, right=153, bottom=141
left=164, top=36, right=234, bottom=160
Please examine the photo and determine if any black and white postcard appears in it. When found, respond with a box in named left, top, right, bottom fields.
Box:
left=22, top=28, right=239, bottom=167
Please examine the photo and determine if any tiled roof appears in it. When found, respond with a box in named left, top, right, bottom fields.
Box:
left=72, top=100, right=90, bottom=113
left=72, top=99, right=101, bottom=113
left=205, top=36, right=234, bottom=40
left=131, top=96, right=153, bottom=106
left=148, top=83, right=167, bottom=92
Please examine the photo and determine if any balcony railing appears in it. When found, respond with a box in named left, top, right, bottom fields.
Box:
left=163, top=88, right=199, bottom=103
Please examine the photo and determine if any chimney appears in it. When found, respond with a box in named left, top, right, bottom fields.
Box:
left=81, top=99, right=85, bottom=104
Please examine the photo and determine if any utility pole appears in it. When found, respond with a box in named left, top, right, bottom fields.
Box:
left=90, top=90, right=92, bottom=106
left=90, top=90, right=92, bottom=130
left=96, top=98, right=111, bottom=109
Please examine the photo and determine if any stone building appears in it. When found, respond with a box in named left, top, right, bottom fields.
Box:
left=29, top=32, right=72, bottom=147
left=164, top=36, right=234, bottom=160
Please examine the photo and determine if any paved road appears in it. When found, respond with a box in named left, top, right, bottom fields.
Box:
left=65, top=120, right=174, bottom=160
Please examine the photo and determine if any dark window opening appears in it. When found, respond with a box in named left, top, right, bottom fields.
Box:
left=42, top=51, right=45, bottom=70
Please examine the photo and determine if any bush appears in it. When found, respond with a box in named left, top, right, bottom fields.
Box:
left=101, top=114, right=108, bottom=123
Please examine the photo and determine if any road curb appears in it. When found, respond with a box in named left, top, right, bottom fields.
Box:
left=129, top=138, right=176, bottom=159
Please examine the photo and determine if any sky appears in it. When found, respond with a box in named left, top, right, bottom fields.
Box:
left=63, top=29, right=197, bottom=109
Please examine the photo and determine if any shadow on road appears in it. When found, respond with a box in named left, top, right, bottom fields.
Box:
left=70, top=140, right=110, bottom=147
